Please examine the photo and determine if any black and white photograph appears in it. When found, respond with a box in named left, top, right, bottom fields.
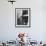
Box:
left=15, top=8, right=31, bottom=27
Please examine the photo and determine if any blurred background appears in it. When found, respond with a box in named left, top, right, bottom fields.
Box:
left=0, top=0, right=46, bottom=46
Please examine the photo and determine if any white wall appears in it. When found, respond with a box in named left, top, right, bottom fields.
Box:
left=0, top=0, right=46, bottom=42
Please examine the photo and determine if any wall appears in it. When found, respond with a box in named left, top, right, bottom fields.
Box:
left=0, top=0, right=46, bottom=42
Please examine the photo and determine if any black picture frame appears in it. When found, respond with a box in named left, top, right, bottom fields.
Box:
left=15, top=8, right=31, bottom=28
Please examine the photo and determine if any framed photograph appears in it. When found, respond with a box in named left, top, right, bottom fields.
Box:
left=15, top=8, right=31, bottom=28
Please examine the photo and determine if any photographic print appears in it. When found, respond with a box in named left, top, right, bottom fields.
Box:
left=15, top=8, right=31, bottom=27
